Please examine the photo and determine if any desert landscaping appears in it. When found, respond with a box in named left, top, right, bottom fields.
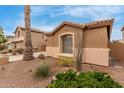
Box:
left=0, top=56, right=124, bottom=87
left=0, top=57, right=73, bottom=88
left=1, top=5, right=124, bottom=88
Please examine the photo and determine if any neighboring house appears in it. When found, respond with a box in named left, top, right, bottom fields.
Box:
left=10, top=26, right=47, bottom=51
left=46, top=18, right=114, bottom=66
left=6, top=35, right=14, bottom=49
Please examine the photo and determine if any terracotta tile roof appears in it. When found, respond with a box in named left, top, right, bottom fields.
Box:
left=46, top=21, right=85, bottom=36
left=14, top=26, right=48, bottom=35
left=46, top=18, right=114, bottom=36
left=85, top=18, right=114, bottom=28
left=62, top=21, right=85, bottom=28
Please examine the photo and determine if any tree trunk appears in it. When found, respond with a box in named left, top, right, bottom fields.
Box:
left=74, top=30, right=84, bottom=71
left=23, top=5, right=34, bottom=61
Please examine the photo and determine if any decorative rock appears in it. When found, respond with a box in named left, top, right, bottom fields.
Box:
left=52, top=76, right=56, bottom=80
left=1, top=67, right=5, bottom=70
left=28, top=69, right=32, bottom=73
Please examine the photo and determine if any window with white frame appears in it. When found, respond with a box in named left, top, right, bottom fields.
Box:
left=61, top=34, right=73, bottom=53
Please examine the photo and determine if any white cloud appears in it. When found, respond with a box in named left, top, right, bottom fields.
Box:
left=51, top=6, right=123, bottom=20
left=30, top=5, right=124, bottom=21
left=33, top=23, right=58, bottom=32
left=111, top=27, right=122, bottom=40
left=31, top=6, right=46, bottom=16
left=16, top=5, right=124, bottom=40
left=31, top=5, right=63, bottom=17
left=39, top=25, right=56, bottom=31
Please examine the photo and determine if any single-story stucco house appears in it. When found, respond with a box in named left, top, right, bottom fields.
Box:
left=46, top=18, right=114, bottom=66
left=7, top=26, right=47, bottom=51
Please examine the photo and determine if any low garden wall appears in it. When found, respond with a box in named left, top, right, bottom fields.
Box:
left=0, top=56, right=9, bottom=65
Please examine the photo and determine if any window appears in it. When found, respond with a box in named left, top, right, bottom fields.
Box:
left=41, top=34, right=44, bottom=38
left=61, top=34, right=73, bottom=53
left=18, top=31, right=21, bottom=37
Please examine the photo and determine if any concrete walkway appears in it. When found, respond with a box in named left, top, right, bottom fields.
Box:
left=9, top=52, right=45, bottom=62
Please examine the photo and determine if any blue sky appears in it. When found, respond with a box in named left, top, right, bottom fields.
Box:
left=0, top=5, right=124, bottom=40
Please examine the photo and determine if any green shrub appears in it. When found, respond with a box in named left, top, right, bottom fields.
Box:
left=48, top=70, right=122, bottom=88
left=38, top=54, right=45, bottom=59
left=57, top=56, right=74, bottom=67
left=34, top=63, right=50, bottom=78
left=17, top=48, right=24, bottom=54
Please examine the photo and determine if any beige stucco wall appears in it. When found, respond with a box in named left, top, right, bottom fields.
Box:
left=14, top=28, right=46, bottom=51
left=15, top=42, right=25, bottom=49
left=46, top=47, right=109, bottom=66
left=15, top=29, right=22, bottom=38
left=47, top=25, right=82, bottom=47
left=110, top=43, right=124, bottom=62
left=83, top=48, right=109, bottom=66
left=84, top=27, right=108, bottom=48
left=14, top=29, right=25, bottom=49
left=46, top=25, right=82, bottom=57
left=31, top=31, right=46, bottom=51
left=47, top=25, right=108, bottom=48
left=6, top=37, right=14, bottom=49
left=7, top=37, right=14, bottom=43
left=46, top=47, right=59, bottom=58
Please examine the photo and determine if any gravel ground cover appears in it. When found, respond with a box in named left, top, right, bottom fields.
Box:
left=0, top=57, right=123, bottom=87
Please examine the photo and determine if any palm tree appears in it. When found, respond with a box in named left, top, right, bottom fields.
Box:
left=23, top=5, right=34, bottom=61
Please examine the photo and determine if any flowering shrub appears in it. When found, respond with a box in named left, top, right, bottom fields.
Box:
left=48, top=70, right=122, bottom=88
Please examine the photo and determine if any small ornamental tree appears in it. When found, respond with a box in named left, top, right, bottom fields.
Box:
left=74, top=31, right=84, bottom=71
left=0, top=26, right=7, bottom=47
